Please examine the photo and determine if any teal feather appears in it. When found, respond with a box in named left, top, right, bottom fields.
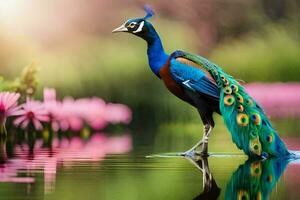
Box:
left=171, top=50, right=290, bottom=158
left=225, top=157, right=290, bottom=200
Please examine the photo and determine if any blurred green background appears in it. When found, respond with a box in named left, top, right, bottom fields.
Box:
left=0, top=1, right=300, bottom=199
left=0, top=0, right=299, bottom=129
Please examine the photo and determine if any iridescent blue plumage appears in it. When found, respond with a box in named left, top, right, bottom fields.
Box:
left=170, top=59, right=220, bottom=99
left=145, top=26, right=168, bottom=76
left=113, top=6, right=290, bottom=158
left=143, top=4, right=155, bottom=20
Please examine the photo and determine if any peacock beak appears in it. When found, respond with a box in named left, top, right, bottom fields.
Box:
left=112, top=23, right=128, bottom=33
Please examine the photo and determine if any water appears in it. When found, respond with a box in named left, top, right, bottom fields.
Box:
left=0, top=124, right=299, bottom=200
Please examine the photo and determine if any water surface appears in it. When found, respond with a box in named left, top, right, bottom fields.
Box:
left=0, top=125, right=299, bottom=200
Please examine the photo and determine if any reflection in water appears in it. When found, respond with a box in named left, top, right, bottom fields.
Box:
left=225, top=157, right=290, bottom=200
left=185, top=155, right=221, bottom=200
left=0, top=132, right=132, bottom=194
left=0, top=135, right=7, bottom=164
left=182, top=153, right=294, bottom=200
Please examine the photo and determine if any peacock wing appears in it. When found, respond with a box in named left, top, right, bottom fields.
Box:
left=169, top=53, right=220, bottom=101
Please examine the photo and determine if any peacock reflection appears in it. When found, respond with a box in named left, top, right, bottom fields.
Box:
left=184, top=154, right=290, bottom=200
left=0, top=132, right=132, bottom=193
left=225, top=157, right=290, bottom=200
left=185, top=155, right=221, bottom=200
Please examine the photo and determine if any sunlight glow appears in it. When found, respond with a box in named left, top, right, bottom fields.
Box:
left=0, top=0, right=23, bottom=23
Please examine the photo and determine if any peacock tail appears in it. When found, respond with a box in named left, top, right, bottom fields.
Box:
left=171, top=50, right=290, bottom=158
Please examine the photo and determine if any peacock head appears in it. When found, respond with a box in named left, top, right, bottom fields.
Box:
left=112, top=5, right=156, bottom=40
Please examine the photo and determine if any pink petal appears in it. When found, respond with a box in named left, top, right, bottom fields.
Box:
left=5, top=93, right=20, bottom=108
left=21, top=119, right=30, bottom=129
left=35, top=115, right=49, bottom=122
left=7, top=106, right=23, bottom=116
left=13, top=116, right=27, bottom=126
left=33, top=119, right=43, bottom=130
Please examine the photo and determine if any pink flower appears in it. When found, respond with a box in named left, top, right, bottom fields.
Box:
left=105, top=103, right=132, bottom=124
left=43, top=88, right=57, bottom=102
left=0, top=92, right=21, bottom=127
left=40, top=88, right=133, bottom=132
left=56, top=98, right=84, bottom=132
left=43, top=88, right=61, bottom=131
left=77, top=98, right=108, bottom=130
left=14, top=100, right=49, bottom=130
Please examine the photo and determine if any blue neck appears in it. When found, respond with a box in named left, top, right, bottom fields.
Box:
left=145, top=29, right=169, bottom=77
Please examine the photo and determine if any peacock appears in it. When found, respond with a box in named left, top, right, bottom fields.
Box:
left=112, top=5, right=290, bottom=158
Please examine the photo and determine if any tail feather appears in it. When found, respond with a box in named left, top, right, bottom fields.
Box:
left=219, top=83, right=289, bottom=157
left=174, top=50, right=290, bottom=158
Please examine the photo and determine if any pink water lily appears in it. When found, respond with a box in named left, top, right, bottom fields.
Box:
left=0, top=92, right=21, bottom=134
left=42, top=88, right=132, bottom=131
left=14, top=100, right=49, bottom=130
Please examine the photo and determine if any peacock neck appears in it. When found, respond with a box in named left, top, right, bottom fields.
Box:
left=145, top=30, right=169, bottom=77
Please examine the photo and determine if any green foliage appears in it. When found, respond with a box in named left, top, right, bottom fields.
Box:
left=211, top=26, right=300, bottom=82
left=0, top=76, right=20, bottom=92
left=0, top=63, right=39, bottom=101
left=15, top=62, right=39, bottom=99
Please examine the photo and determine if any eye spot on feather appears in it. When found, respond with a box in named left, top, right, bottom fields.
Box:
left=249, top=137, right=261, bottom=156
left=224, top=79, right=230, bottom=86
left=266, top=135, right=273, bottom=143
left=231, top=84, right=239, bottom=93
left=236, top=93, right=244, bottom=104
left=267, top=175, right=273, bottom=183
left=250, top=131, right=257, bottom=138
left=224, top=86, right=232, bottom=94
left=250, top=162, right=261, bottom=177
left=237, top=105, right=244, bottom=112
left=237, top=113, right=249, bottom=126
left=237, top=190, right=249, bottom=200
left=251, top=113, right=261, bottom=125
left=224, top=95, right=235, bottom=106
left=246, top=99, right=254, bottom=107
left=220, top=75, right=225, bottom=81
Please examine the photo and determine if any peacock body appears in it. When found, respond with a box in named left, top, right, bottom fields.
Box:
left=171, top=51, right=290, bottom=158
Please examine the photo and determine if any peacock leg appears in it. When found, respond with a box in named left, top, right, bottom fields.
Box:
left=200, top=124, right=213, bottom=156
left=182, top=124, right=212, bottom=156
left=187, top=139, right=204, bottom=153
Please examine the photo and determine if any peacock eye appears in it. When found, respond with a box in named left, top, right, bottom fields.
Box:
left=128, top=22, right=136, bottom=28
